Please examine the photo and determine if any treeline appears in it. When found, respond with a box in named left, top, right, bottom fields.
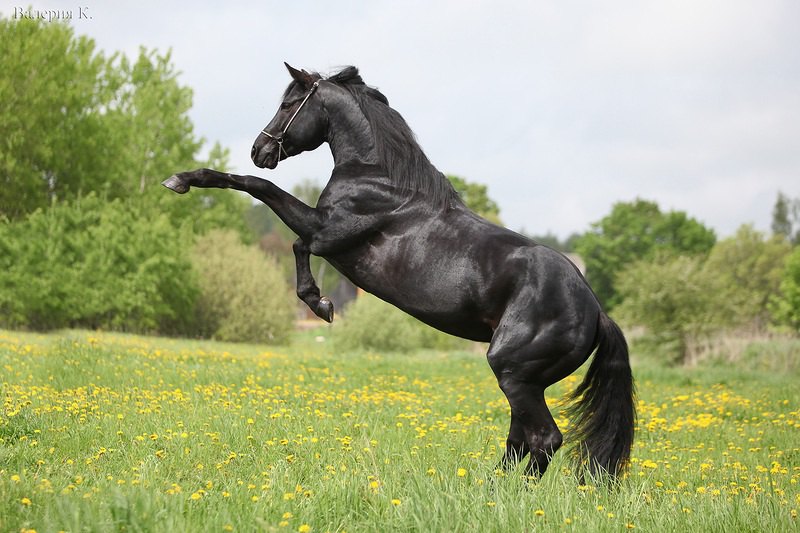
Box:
left=572, top=198, right=800, bottom=363
left=0, top=16, right=294, bottom=342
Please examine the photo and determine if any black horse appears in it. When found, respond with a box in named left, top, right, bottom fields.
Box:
left=163, top=64, right=635, bottom=479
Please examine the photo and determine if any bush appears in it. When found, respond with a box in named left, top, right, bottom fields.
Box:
left=0, top=194, right=198, bottom=333
left=191, top=230, right=294, bottom=344
left=615, top=254, right=723, bottom=364
left=333, top=293, right=468, bottom=353
left=770, top=246, right=800, bottom=332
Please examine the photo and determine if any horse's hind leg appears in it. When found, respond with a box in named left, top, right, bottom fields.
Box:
left=496, top=379, right=561, bottom=477
left=293, top=239, right=333, bottom=322
left=498, top=412, right=530, bottom=471
left=487, top=308, right=593, bottom=477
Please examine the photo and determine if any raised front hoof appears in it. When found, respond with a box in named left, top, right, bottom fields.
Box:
left=162, top=175, right=190, bottom=194
left=315, top=297, right=334, bottom=323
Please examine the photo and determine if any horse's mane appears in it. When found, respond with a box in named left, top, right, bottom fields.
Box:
left=317, top=66, right=461, bottom=208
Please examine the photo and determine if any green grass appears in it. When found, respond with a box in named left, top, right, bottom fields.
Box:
left=1, top=328, right=798, bottom=532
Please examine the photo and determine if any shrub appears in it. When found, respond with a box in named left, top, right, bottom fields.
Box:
left=770, top=246, right=800, bottom=332
left=615, top=253, right=723, bottom=364
left=0, top=194, right=198, bottom=333
left=191, top=230, right=294, bottom=344
left=333, top=293, right=468, bottom=353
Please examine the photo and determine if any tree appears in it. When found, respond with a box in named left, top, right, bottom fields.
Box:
left=574, top=199, right=716, bottom=309
left=0, top=16, right=107, bottom=217
left=771, top=192, right=800, bottom=244
left=0, top=16, right=254, bottom=335
left=0, top=15, right=246, bottom=228
left=704, top=225, right=791, bottom=330
left=770, top=246, right=800, bottom=332
left=446, top=175, right=502, bottom=225
left=615, top=254, right=723, bottom=364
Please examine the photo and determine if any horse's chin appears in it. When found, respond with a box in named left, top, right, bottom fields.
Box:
left=253, top=150, right=278, bottom=170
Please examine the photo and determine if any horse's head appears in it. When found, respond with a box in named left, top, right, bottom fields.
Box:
left=251, top=63, right=327, bottom=169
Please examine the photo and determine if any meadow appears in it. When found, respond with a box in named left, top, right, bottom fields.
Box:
left=1, top=328, right=798, bottom=532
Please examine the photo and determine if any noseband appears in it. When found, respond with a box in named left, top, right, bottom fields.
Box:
left=261, top=81, right=320, bottom=166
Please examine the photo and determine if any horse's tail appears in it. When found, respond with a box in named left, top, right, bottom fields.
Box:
left=566, top=311, right=636, bottom=478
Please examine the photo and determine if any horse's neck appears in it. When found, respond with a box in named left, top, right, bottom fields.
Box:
left=325, top=96, right=379, bottom=168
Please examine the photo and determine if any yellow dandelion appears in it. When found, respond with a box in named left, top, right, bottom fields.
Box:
left=298, top=525, right=311, bottom=533
left=457, top=468, right=467, bottom=477
left=391, top=498, right=401, bottom=506
left=21, top=497, right=32, bottom=506
left=534, top=509, right=545, bottom=516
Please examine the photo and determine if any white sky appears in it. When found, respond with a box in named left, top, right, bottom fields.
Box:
left=4, top=1, right=799, bottom=238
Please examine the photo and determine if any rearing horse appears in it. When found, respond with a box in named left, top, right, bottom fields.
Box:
left=163, top=64, right=635, bottom=478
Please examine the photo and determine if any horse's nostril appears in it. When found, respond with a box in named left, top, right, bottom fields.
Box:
left=251, top=145, right=257, bottom=159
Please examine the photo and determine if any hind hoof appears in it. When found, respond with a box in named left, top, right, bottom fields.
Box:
left=162, top=175, right=190, bottom=194
left=315, top=297, right=334, bottom=323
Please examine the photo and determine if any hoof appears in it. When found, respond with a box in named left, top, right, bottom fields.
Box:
left=162, top=175, right=190, bottom=194
left=315, top=297, right=334, bottom=323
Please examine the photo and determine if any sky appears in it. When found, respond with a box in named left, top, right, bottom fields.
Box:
left=4, top=0, right=799, bottom=239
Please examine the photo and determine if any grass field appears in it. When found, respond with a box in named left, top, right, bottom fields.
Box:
left=1, top=328, right=798, bottom=532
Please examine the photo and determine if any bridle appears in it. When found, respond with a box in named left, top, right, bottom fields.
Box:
left=261, top=81, right=320, bottom=166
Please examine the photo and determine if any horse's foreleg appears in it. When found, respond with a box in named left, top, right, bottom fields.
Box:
left=293, top=239, right=333, bottom=322
left=163, top=168, right=322, bottom=241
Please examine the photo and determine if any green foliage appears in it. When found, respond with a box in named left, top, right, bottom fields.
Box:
left=0, top=15, right=245, bottom=230
left=704, top=225, right=791, bottom=329
left=771, top=191, right=800, bottom=244
left=0, top=194, right=198, bottom=333
left=575, top=199, right=716, bottom=309
left=191, top=230, right=295, bottom=344
left=0, top=16, right=106, bottom=217
left=334, top=293, right=468, bottom=353
left=615, top=225, right=794, bottom=363
left=0, top=15, right=254, bottom=336
left=615, top=254, right=721, bottom=363
left=446, top=175, right=502, bottom=225
left=770, top=246, right=800, bottom=332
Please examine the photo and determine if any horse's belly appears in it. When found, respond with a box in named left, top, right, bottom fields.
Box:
left=327, top=247, right=495, bottom=342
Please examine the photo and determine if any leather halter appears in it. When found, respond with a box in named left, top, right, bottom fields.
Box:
left=261, top=81, right=320, bottom=166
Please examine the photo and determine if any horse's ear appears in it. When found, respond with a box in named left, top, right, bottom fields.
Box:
left=285, top=62, right=314, bottom=88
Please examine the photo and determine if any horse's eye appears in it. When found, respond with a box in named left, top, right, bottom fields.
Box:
left=280, top=101, right=294, bottom=110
